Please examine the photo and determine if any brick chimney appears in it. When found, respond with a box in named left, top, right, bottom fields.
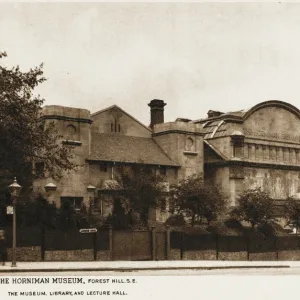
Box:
left=148, top=99, right=166, bottom=129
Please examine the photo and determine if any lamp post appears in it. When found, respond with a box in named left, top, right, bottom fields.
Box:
left=8, top=177, right=21, bottom=267
left=44, top=182, right=57, bottom=206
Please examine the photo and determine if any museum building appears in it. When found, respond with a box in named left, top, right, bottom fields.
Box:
left=34, top=99, right=300, bottom=222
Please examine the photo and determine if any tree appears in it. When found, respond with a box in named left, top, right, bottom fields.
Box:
left=171, top=174, right=226, bottom=227
left=110, top=164, right=165, bottom=228
left=283, top=196, right=300, bottom=228
left=0, top=52, right=76, bottom=198
left=231, top=188, right=275, bottom=228
left=16, top=194, right=57, bottom=229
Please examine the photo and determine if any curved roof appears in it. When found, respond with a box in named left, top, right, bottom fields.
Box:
left=242, top=100, right=300, bottom=120
left=199, top=100, right=300, bottom=139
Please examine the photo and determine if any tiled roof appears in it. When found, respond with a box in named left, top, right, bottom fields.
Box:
left=89, top=133, right=178, bottom=167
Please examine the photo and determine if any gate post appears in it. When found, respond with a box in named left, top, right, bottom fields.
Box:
left=275, top=236, right=279, bottom=261
left=41, top=227, right=45, bottom=261
left=151, top=226, right=156, bottom=261
left=180, top=232, right=184, bottom=260
left=109, top=226, right=113, bottom=261
left=165, top=225, right=170, bottom=260
left=215, top=234, right=219, bottom=260
left=93, top=231, right=97, bottom=261
left=246, top=234, right=250, bottom=261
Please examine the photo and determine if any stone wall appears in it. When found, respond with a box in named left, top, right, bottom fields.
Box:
left=6, top=247, right=42, bottom=261
left=44, top=250, right=94, bottom=261
left=153, top=122, right=204, bottom=181
left=244, top=167, right=300, bottom=199
left=6, top=245, right=300, bottom=261
left=35, top=105, right=93, bottom=208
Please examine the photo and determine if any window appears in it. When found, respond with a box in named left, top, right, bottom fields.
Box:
left=35, top=162, right=45, bottom=177
left=110, top=118, right=121, bottom=132
left=60, top=197, right=83, bottom=211
left=66, top=124, right=76, bottom=137
left=93, top=197, right=102, bottom=214
left=100, top=162, right=108, bottom=172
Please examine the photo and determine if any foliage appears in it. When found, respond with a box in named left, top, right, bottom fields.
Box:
left=0, top=52, right=76, bottom=199
left=165, top=214, right=186, bottom=227
left=231, top=188, right=275, bottom=228
left=283, top=196, right=300, bottom=227
left=56, top=199, right=77, bottom=231
left=109, top=164, right=165, bottom=227
left=0, top=194, right=57, bottom=228
left=170, top=174, right=226, bottom=227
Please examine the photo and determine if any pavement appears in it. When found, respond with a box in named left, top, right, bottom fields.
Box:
left=0, top=260, right=296, bottom=273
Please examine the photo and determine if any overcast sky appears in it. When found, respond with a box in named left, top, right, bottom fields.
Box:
left=1, top=2, right=300, bottom=125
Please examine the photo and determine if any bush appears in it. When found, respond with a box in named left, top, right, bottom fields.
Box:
left=224, top=218, right=245, bottom=231
left=165, top=214, right=186, bottom=227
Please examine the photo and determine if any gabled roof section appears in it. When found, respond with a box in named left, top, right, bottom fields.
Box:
left=91, top=104, right=152, bottom=133
left=89, top=133, right=179, bottom=167
left=204, top=140, right=228, bottom=161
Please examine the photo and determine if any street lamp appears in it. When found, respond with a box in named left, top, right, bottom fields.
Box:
left=8, top=177, right=21, bottom=267
left=44, top=182, right=57, bottom=206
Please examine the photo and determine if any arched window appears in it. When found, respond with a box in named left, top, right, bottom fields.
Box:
left=110, top=118, right=121, bottom=133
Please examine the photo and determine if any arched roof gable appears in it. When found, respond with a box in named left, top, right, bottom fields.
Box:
left=243, top=100, right=300, bottom=121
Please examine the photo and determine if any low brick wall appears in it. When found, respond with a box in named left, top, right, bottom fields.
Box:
left=169, top=249, right=181, bottom=260
left=8, top=248, right=300, bottom=261
left=44, top=249, right=94, bottom=261
left=96, top=251, right=111, bottom=261
left=277, top=250, right=300, bottom=260
left=249, top=252, right=277, bottom=261
left=183, top=250, right=216, bottom=260
left=218, top=251, right=248, bottom=261
left=7, top=247, right=42, bottom=262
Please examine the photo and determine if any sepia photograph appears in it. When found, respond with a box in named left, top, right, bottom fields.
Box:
left=1, top=1, right=300, bottom=299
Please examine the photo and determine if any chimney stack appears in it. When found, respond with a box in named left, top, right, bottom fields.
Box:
left=148, top=99, right=166, bottom=129
left=207, top=110, right=224, bottom=118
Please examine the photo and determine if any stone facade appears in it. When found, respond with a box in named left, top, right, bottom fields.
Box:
left=36, top=100, right=203, bottom=222
left=198, top=100, right=300, bottom=209
left=34, top=99, right=300, bottom=221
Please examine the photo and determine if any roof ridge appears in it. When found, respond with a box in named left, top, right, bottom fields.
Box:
left=91, top=132, right=153, bottom=140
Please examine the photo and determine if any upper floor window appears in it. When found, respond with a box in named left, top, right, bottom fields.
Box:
left=110, top=118, right=121, bottom=133
left=66, top=124, right=77, bottom=137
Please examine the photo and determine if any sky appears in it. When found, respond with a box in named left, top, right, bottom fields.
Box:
left=1, top=2, right=300, bottom=125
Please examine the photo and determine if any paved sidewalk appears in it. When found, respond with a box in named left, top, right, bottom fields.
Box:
left=0, top=260, right=295, bottom=273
